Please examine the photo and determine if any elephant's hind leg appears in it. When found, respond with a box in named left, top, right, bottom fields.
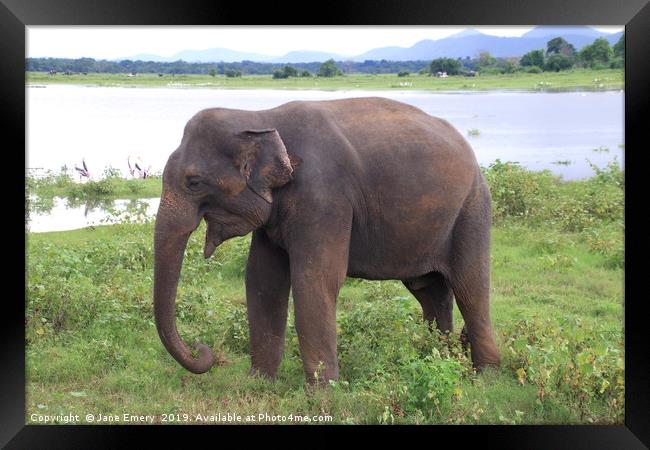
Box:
left=245, top=229, right=291, bottom=379
left=447, top=185, right=500, bottom=370
left=403, top=272, right=454, bottom=333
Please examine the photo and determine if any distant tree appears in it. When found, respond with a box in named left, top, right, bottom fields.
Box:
left=524, top=66, right=543, bottom=73
left=477, top=51, right=497, bottom=69
left=520, top=49, right=545, bottom=67
left=612, top=33, right=624, bottom=58
left=272, top=69, right=287, bottom=79
left=208, top=68, right=217, bottom=77
left=610, top=33, right=624, bottom=68
left=579, top=37, right=612, bottom=69
left=283, top=65, right=298, bottom=78
left=318, top=59, right=342, bottom=77
left=498, top=59, right=516, bottom=74
left=272, top=65, right=299, bottom=79
left=225, top=69, right=241, bottom=77
left=544, top=53, right=574, bottom=72
left=429, top=57, right=461, bottom=75
left=300, top=70, right=312, bottom=77
left=397, top=71, right=410, bottom=77
left=546, top=37, right=577, bottom=58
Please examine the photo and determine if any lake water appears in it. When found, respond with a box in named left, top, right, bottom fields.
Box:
left=26, top=85, right=624, bottom=232
left=26, top=197, right=160, bottom=233
left=27, top=85, right=623, bottom=179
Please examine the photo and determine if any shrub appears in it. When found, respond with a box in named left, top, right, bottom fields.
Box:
left=337, top=297, right=470, bottom=384
left=225, top=69, right=241, bottom=78
left=79, top=178, right=117, bottom=197
left=525, top=66, right=543, bottom=74
left=585, top=225, right=624, bottom=269
left=337, top=299, right=423, bottom=382
left=550, top=163, right=623, bottom=232
left=502, top=319, right=624, bottom=423
left=272, top=70, right=287, bottom=79
left=544, top=54, right=575, bottom=72
left=399, top=355, right=463, bottom=418
left=482, top=160, right=557, bottom=223
left=221, top=302, right=249, bottom=354
left=126, top=179, right=145, bottom=194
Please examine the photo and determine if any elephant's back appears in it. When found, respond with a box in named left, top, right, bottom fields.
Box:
left=272, top=98, right=483, bottom=279
left=274, top=97, right=477, bottom=168
left=270, top=97, right=480, bottom=202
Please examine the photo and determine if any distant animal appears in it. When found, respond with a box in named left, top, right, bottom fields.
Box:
left=153, top=97, right=500, bottom=384
left=74, top=158, right=91, bottom=181
left=128, top=156, right=151, bottom=179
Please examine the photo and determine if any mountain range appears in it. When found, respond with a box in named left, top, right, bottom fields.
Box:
left=117, top=26, right=622, bottom=63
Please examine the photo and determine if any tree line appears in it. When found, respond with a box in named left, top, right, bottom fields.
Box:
left=25, top=57, right=433, bottom=76
left=428, top=35, right=624, bottom=76
left=27, top=34, right=623, bottom=78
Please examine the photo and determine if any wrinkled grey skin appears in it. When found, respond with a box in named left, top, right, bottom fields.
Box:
left=153, top=97, right=500, bottom=383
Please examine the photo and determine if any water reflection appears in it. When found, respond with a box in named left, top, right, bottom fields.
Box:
left=26, top=196, right=160, bottom=233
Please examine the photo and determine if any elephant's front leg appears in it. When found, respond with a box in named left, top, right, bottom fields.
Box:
left=289, top=211, right=352, bottom=384
left=245, top=229, right=291, bottom=379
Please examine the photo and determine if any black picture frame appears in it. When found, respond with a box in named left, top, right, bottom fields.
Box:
left=3, top=0, right=648, bottom=447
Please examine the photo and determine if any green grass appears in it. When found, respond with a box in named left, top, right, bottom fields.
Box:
left=26, top=69, right=624, bottom=92
left=27, top=169, right=162, bottom=201
left=26, top=162, right=624, bottom=425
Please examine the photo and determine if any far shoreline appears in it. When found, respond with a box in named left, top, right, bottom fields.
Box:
left=25, top=69, right=624, bottom=93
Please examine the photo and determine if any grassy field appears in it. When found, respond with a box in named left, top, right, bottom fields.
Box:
left=27, top=169, right=162, bottom=201
left=26, top=69, right=624, bottom=92
left=26, top=161, right=624, bottom=425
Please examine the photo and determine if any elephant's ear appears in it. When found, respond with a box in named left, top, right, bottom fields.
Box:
left=236, top=129, right=297, bottom=203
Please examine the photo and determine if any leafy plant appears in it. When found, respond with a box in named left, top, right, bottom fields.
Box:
left=399, top=354, right=463, bottom=418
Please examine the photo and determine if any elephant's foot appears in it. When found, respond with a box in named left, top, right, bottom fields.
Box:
left=248, top=365, right=278, bottom=380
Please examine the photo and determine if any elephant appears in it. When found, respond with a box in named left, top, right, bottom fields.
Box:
left=153, top=97, right=501, bottom=384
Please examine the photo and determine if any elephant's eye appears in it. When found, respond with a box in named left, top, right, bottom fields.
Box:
left=186, top=176, right=204, bottom=192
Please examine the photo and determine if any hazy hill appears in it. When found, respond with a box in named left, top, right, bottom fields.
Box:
left=115, top=26, right=622, bottom=63
left=353, top=26, right=623, bottom=60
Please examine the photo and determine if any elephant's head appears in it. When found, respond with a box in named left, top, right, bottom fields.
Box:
left=153, top=110, right=297, bottom=373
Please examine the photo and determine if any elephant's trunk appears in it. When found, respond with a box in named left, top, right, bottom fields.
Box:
left=153, top=194, right=215, bottom=374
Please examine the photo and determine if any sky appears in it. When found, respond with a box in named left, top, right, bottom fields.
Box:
left=26, top=26, right=624, bottom=60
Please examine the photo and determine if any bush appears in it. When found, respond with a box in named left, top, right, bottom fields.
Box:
left=482, top=158, right=623, bottom=238
left=125, top=179, right=145, bottom=194
left=502, top=319, right=624, bottom=423
left=337, top=299, right=423, bottom=382
left=221, top=302, right=249, bottom=354
left=399, top=355, right=463, bottom=418
left=552, top=184, right=622, bottom=232
left=585, top=225, right=624, bottom=269
left=78, top=178, right=117, bottom=197
left=225, top=69, right=242, bottom=78
left=482, top=160, right=557, bottom=223
left=337, top=297, right=470, bottom=384
left=525, top=66, right=543, bottom=74
left=544, top=54, right=575, bottom=72
left=272, top=70, right=287, bottom=79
